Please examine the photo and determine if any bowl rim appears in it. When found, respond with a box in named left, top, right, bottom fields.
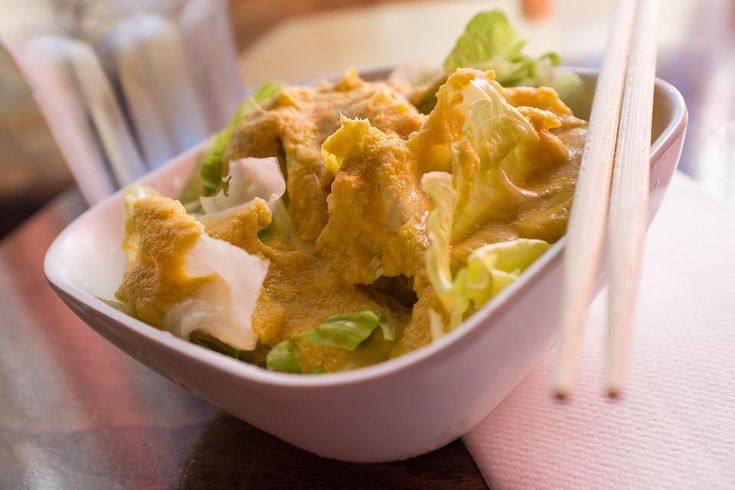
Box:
left=44, top=67, right=688, bottom=390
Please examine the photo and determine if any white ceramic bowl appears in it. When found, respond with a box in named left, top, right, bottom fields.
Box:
left=44, top=68, right=687, bottom=463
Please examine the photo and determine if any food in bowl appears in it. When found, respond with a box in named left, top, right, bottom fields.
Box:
left=113, top=10, right=588, bottom=374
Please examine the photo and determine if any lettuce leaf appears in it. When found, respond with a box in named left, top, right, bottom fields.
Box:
left=321, top=115, right=369, bottom=175
left=298, top=311, right=394, bottom=350
left=199, top=156, right=286, bottom=214
left=196, top=155, right=292, bottom=245
left=450, top=239, right=549, bottom=324
left=266, top=339, right=300, bottom=373
left=262, top=198, right=294, bottom=244
left=421, top=70, right=552, bottom=330
left=422, top=172, right=457, bottom=316
left=520, top=52, right=585, bottom=106
left=194, top=81, right=284, bottom=198
left=265, top=310, right=393, bottom=373
left=444, top=10, right=531, bottom=84
left=452, top=81, right=542, bottom=242
left=443, top=10, right=581, bottom=102
left=424, top=180, right=550, bottom=329
left=417, top=71, right=541, bottom=242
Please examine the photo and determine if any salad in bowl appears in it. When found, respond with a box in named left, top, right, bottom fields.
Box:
left=113, top=11, right=587, bottom=374
left=44, top=9, right=686, bottom=462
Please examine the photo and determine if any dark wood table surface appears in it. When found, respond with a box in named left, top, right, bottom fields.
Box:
left=0, top=190, right=487, bottom=488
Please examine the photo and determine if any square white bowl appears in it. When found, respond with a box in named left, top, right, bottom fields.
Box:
left=44, top=68, right=687, bottom=463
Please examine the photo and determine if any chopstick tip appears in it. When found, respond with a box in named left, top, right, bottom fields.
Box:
left=606, top=337, right=628, bottom=399
left=553, top=388, right=571, bottom=401
left=552, top=376, right=574, bottom=400
left=606, top=382, right=623, bottom=399
left=552, top=343, right=577, bottom=400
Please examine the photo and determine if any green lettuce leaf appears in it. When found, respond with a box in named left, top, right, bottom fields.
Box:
left=451, top=239, right=549, bottom=323
left=419, top=71, right=541, bottom=243
left=266, top=339, right=301, bottom=373
left=444, top=10, right=530, bottom=84
left=191, top=81, right=284, bottom=200
left=452, top=82, right=541, bottom=242
left=421, top=70, right=552, bottom=330
left=443, top=10, right=581, bottom=100
left=199, top=156, right=286, bottom=214
left=299, top=311, right=394, bottom=350
left=264, top=310, right=392, bottom=374
left=263, top=198, right=294, bottom=244
left=520, top=52, right=585, bottom=106
left=422, top=172, right=457, bottom=317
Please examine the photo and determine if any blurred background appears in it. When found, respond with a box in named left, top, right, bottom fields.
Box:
left=0, top=0, right=733, bottom=237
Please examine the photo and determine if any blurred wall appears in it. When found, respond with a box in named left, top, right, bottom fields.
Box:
left=228, top=0, right=424, bottom=50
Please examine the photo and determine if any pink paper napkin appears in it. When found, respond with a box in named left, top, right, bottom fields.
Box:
left=464, top=173, right=735, bottom=489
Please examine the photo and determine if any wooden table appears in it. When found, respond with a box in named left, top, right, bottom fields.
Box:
left=0, top=191, right=486, bottom=488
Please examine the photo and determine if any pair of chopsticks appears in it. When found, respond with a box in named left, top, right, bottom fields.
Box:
left=554, top=0, right=659, bottom=398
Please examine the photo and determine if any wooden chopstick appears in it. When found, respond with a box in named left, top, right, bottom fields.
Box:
left=553, top=0, right=637, bottom=398
left=607, top=0, right=659, bottom=396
